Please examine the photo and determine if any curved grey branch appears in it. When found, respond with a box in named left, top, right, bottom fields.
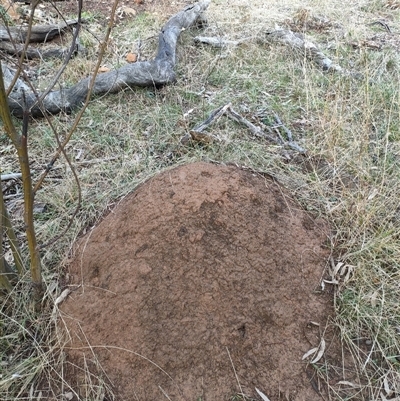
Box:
left=7, top=1, right=210, bottom=118
left=0, top=20, right=78, bottom=43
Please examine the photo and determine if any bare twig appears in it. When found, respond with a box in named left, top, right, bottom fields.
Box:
left=226, top=107, right=279, bottom=143
left=36, top=17, right=83, bottom=108
left=194, top=36, right=240, bottom=47
left=226, top=347, right=245, bottom=401
left=271, top=110, right=293, bottom=142
left=1, top=173, right=22, bottom=181
left=368, top=20, right=391, bottom=33
left=181, top=104, right=229, bottom=144
left=6, top=0, right=41, bottom=96
left=264, top=27, right=362, bottom=79
left=37, top=0, right=115, bottom=249
left=192, top=104, right=230, bottom=132
left=227, top=106, right=306, bottom=150
left=185, top=103, right=306, bottom=152
left=33, top=0, right=94, bottom=194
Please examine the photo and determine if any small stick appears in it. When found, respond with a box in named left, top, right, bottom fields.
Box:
left=286, top=140, right=306, bottom=153
left=194, top=36, right=240, bottom=47
left=227, top=106, right=306, bottom=152
left=1, top=173, right=22, bottom=181
left=185, top=103, right=306, bottom=152
left=271, top=110, right=293, bottom=142
left=3, top=194, right=21, bottom=200
left=227, top=107, right=280, bottom=144
left=226, top=347, right=245, bottom=401
left=255, top=107, right=306, bottom=152
left=194, top=35, right=254, bottom=47
left=183, top=104, right=230, bottom=144
left=192, top=103, right=231, bottom=133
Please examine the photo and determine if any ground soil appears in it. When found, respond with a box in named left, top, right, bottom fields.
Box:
left=55, top=0, right=192, bottom=22
left=61, top=162, right=334, bottom=401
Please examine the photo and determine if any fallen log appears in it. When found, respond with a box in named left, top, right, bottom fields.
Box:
left=0, top=20, right=78, bottom=43
left=6, top=1, right=210, bottom=118
left=0, top=40, right=82, bottom=59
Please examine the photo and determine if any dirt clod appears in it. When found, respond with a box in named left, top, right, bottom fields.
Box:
left=61, top=162, right=332, bottom=401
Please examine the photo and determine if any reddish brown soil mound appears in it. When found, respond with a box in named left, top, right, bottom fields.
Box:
left=61, top=162, right=332, bottom=401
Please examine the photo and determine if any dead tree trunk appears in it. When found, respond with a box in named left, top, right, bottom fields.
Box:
left=5, top=1, right=210, bottom=118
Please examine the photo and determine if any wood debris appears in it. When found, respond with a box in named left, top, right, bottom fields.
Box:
left=182, top=103, right=305, bottom=153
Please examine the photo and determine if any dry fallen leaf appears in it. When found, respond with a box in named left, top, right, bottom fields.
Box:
left=98, top=66, right=110, bottom=73
left=323, top=279, right=339, bottom=285
left=54, top=289, right=71, bottom=306
left=255, top=387, right=271, bottom=401
left=384, top=376, right=393, bottom=397
left=311, top=338, right=326, bottom=363
left=343, top=264, right=354, bottom=283
left=368, top=188, right=379, bottom=201
left=183, top=108, right=195, bottom=118
left=332, top=261, right=344, bottom=277
left=64, top=392, right=74, bottom=400
left=126, top=53, right=138, bottom=63
left=189, top=130, right=215, bottom=144
left=337, top=381, right=359, bottom=387
left=370, top=290, right=379, bottom=308
left=122, top=6, right=137, bottom=16
left=302, top=347, right=318, bottom=360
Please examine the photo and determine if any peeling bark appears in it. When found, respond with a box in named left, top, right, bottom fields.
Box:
left=6, top=1, right=210, bottom=118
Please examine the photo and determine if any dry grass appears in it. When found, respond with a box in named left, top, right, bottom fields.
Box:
left=1, top=0, right=400, bottom=399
